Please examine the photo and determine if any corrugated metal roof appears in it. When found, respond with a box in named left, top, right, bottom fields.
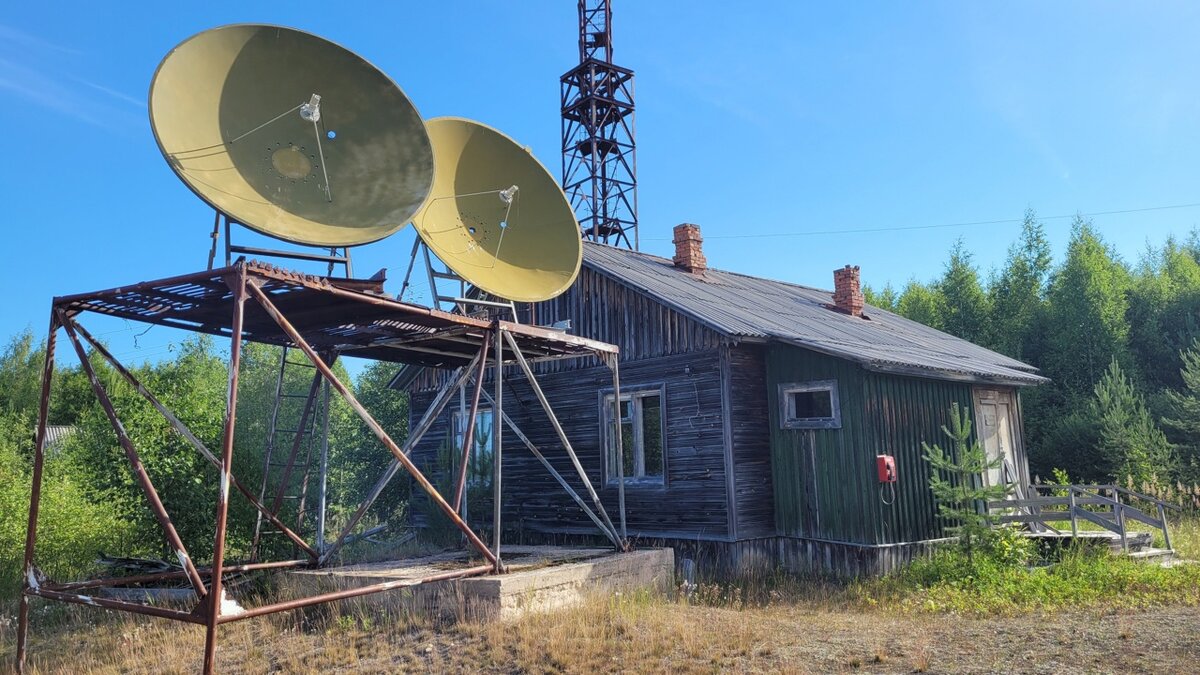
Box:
left=583, top=242, right=1048, bottom=386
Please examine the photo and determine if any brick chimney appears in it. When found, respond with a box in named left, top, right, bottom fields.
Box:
left=672, top=223, right=707, bottom=274
left=832, top=265, right=864, bottom=317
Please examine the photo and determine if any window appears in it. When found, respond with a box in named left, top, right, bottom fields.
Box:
left=451, top=407, right=494, bottom=488
left=602, top=388, right=665, bottom=484
left=779, top=380, right=841, bottom=429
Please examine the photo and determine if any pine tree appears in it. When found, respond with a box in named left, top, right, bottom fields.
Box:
left=863, top=283, right=898, bottom=311
left=1161, top=339, right=1200, bottom=484
left=922, top=403, right=1011, bottom=561
left=1127, top=238, right=1200, bottom=390
left=1042, top=218, right=1132, bottom=402
left=987, top=209, right=1051, bottom=360
left=1091, top=358, right=1173, bottom=485
left=895, top=279, right=943, bottom=329
left=938, top=239, right=991, bottom=345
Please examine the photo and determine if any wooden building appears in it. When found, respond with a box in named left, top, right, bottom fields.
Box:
left=398, top=224, right=1046, bottom=575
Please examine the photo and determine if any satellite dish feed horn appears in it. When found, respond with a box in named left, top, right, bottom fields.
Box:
left=149, top=24, right=434, bottom=248
left=412, top=117, right=583, bottom=303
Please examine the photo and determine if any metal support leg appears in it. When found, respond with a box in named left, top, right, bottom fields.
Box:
left=315, top=379, right=331, bottom=554
left=607, top=355, right=627, bottom=541
left=319, top=357, right=480, bottom=565
left=204, top=268, right=247, bottom=675
left=60, top=314, right=209, bottom=598
left=246, top=281, right=497, bottom=566
left=453, top=339, right=490, bottom=513
left=15, top=310, right=57, bottom=674
left=492, top=324, right=504, bottom=573
left=251, top=346, right=291, bottom=561
left=501, top=331, right=623, bottom=548
left=479, top=388, right=622, bottom=547
left=266, top=372, right=323, bottom=518
left=70, top=322, right=317, bottom=559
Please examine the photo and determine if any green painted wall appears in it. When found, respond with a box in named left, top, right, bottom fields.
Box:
left=766, top=345, right=977, bottom=545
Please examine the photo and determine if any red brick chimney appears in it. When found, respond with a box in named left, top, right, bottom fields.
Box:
left=832, top=265, right=864, bottom=317
left=672, top=223, right=707, bottom=274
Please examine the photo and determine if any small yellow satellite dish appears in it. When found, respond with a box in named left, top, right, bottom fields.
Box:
left=149, top=24, right=434, bottom=248
left=412, top=118, right=583, bottom=303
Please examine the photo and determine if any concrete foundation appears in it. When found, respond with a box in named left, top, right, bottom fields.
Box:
left=288, top=546, right=674, bottom=622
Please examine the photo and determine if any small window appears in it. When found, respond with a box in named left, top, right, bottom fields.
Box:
left=602, top=388, right=665, bottom=485
left=779, top=380, right=841, bottom=429
left=451, top=407, right=494, bottom=488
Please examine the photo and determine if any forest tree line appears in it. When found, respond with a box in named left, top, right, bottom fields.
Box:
left=864, top=211, right=1200, bottom=488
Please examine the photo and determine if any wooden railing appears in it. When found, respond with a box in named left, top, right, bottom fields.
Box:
left=988, top=484, right=1182, bottom=553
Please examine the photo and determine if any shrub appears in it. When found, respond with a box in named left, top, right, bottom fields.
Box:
left=0, top=412, right=134, bottom=600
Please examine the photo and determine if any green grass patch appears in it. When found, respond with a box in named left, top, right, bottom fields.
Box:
left=853, top=544, right=1200, bottom=615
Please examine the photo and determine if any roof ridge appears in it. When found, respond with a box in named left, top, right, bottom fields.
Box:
left=582, top=240, right=835, bottom=294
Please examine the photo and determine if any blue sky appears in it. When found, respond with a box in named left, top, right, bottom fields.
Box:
left=3, top=2, right=1200, bottom=368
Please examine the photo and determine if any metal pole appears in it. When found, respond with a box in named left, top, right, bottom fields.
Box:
left=27, top=588, right=207, bottom=625
left=223, top=215, right=232, bottom=267
left=48, top=559, right=310, bottom=592
left=315, top=379, right=331, bottom=554
left=479, top=388, right=622, bottom=547
left=216, top=564, right=493, bottom=624
left=399, top=237, right=421, bottom=301
left=267, top=372, right=323, bottom=518
left=608, top=355, right=627, bottom=540
left=204, top=268, right=247, bottom=675
left=207, top=210, right=221, bottom=271
left=15, top=310, right=57, bottom=674
left=246, top=281, right=497, bottom=566
left=59, top=315, right=209, bottom=598
left=319, top=359, right=479, bottom=565
left=70, top=322, right=317, bottom=560
left=453, top=338, right=490, bottom=512
left=492, top=323, right=504, bottom=573
left=252, top=347, right=291, bottom=560
left=501, top=331, right=622, bottom=543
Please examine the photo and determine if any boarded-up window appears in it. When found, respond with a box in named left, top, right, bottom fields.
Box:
left=779, top=380, right=841, bottom=429
left=602, top=387, right=665, bottom=484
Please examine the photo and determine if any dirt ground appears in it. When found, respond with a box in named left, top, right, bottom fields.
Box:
left=6, top=600, right=1199, bottom=673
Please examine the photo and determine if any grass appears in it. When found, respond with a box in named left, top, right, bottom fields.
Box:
left=3, top=515, right=1199, bottom=672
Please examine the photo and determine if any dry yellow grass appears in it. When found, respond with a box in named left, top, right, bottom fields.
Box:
left=4, top=514, right=1199, bottom=673
left=4, top=586, right=1200, bottom=673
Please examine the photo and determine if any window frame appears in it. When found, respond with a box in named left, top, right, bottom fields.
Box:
left=778, top=379, right=842, bottom=430
left=450, top=405, right=495, bottom=488
left=599, top=384, right=667, bottom=487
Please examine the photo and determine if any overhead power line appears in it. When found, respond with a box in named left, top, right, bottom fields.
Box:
left=644, top=200, right=1200, bottom=241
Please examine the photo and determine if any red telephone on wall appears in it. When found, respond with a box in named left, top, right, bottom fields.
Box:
left=876, top=454, right=897, bottom=483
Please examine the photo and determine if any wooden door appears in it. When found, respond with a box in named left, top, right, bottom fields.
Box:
left=973, top=388, right=1024, bottom=492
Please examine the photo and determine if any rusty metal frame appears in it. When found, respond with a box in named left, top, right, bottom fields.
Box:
left=15, top=261, right=624, bottom=674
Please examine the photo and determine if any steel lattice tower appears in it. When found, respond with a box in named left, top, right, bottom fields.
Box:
left=561, top=0, right=638, bottom=249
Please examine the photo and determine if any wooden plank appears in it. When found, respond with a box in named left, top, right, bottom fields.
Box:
left=1073, top=508, right=1120, bottom=533
left=996, top=512, right=1072, bottom=524
left=1120, top=507, right=1164, bottom=529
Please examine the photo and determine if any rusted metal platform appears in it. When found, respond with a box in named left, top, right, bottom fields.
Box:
left=17, top=260, right=629, bottom=674
left=55, top=260, right=617, bottom=368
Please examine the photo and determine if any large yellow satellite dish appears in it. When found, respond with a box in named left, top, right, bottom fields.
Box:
left=149, top=24, right=434, bottom=248
left=412, top=118, right=582, bottom=303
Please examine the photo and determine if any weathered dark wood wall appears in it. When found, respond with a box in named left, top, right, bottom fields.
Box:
left=529, top=267, right=726, bottom=370
left=766, top=343, right=980, bottom=545
left=722, top=344, right=776, bottom=538
left=409, top=349, right=734, bottom=540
